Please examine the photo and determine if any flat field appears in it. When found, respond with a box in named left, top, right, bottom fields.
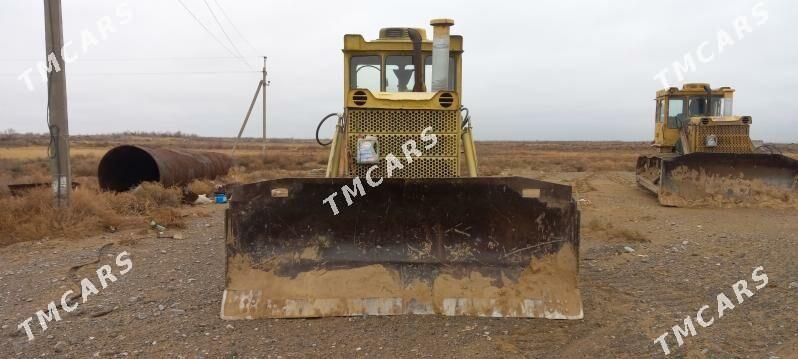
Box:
left=0, top=135, right=796, bottom=358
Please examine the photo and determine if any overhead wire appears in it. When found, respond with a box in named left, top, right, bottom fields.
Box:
left=212, top=0, right=261, bottom=55
left=66, top=70, right=259, bottom=76
left=202, top=0, right=251, bottom=69
left=0, top=70, right=259, bottom=77
left=0, top=56, right=260, bottom=62
left=175, top=0, right=251, bottom=70
left=5, top=1, right=261, bottom=76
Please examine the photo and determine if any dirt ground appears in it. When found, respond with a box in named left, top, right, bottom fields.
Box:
left=1, top=139, right=797, bottom=358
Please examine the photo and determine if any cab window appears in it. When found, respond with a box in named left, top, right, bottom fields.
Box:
left=423, top=55, right=456, bottom=91
left=385, top=55, right=417, bottom=92
left=350, top=55, right=381, bottom=92
left=688, top=97, right=709, bottom=116
left=688, top=96, right=724, bottom=116
left=656, top=99, right=665, bottom=123
left=667, top=98, right=685, bottom=128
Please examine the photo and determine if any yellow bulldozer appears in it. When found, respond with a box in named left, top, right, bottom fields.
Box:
left=636, top=83, right=798, bottom=207
left=221, top=19, right=583, bottom=319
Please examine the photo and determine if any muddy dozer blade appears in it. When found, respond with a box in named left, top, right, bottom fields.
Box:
left=222, top=177, right=581, bottom=319
left=659, top=153, right=798, bottom=207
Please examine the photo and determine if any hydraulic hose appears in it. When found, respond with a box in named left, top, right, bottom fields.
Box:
left=316, top=113, right=341, bottom=146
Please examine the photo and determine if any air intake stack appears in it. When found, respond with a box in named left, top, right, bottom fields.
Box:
left=430, top=18, right=454, bottom=92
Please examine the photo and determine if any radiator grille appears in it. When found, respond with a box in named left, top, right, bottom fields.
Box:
left=347, top=134, right=458, bottom=158
left=351, top=158, right=458, bottom=179
left=346, top=109, right=460, bottom=178
left=692, top=125, right=753, bottom=153
left=347, top=109, right=459, bottom=134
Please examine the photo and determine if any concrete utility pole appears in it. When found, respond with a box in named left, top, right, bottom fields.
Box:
left=44, top=0, right=71, bottom=206
left=262, top=56, right=269, bottom=155
left=231, top=56, right=270, bottom=157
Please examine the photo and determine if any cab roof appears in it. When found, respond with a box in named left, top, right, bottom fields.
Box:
left=343, top=28, right=463, bottom=53
left=656, top=83, right=735, bottom=97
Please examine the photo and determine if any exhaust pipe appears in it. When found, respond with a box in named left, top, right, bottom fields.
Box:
left=406, top=28, right=426, bottom=92
left=98, top=145, right=233, bottom=192
left=430, top=18, right=454, bottom=92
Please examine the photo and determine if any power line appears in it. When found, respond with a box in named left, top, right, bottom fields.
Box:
left=0, top=56, right=261, bottom=62
left=202, top=0, right=250, bottom=69
left=175, top=0, right=251, bottom=69
left=0, top=70, right=259, bottom=77
left=71, top=70, right=259, bottom=76
left=213, top=0, right=261, bottom=55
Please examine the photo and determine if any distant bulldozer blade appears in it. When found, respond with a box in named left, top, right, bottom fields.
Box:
left=221, top=177, right=582, bottom=319
left=647, top=153, right=798, bottom=207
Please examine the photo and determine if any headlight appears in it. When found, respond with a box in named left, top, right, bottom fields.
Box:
left=705, top=135, right=718, bottom=148
left=356, top=136, right=380, bottom=164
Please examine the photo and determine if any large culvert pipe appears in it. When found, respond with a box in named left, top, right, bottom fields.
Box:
left=98, top=145, right=233, bottom=192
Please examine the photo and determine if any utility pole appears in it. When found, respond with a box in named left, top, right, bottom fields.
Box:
left=44, top=0, right=71, bottom=207
left=261, top=56, right=268, bottom=155
left=232, top=57, right=269, bottom=157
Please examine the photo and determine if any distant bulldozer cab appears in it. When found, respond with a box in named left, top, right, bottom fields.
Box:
left=652, top=83, right=741, bottom=153
left=637, top=83, right=798, bottom=207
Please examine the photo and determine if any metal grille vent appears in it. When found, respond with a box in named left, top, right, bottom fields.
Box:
left=348, top=134, right=458, bottom=158
left=347, top=109, right=458, bottom=134
left=351, top=157, right=458, bottom=179
left=352, top=91, right=367, bottom=106
left=439, top=93, right=454, bottom=108
left=346, top=109, right=460, bottom=178
left=693, top=125, right=753, bottom=153
left=383, top=28, right=407, bottom=38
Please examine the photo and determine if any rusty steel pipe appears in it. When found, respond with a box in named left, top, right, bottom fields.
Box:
left=98, top=145, right=233, bottom=192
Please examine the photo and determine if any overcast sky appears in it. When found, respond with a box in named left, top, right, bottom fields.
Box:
left=1, top=0, right=796, bottom=142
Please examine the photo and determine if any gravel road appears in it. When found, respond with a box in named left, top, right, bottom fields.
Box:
left=1, top=171, right=796, bottom=358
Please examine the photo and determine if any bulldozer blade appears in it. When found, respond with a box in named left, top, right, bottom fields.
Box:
left=222, top=177, right=582, bottom=319
left=658, top=153, right=798, bottom=207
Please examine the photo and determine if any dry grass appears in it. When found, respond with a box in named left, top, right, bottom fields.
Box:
left=131, top=182, right=183, bottom=208
left=186, top=179, right=215, bottom=196
left=476, top=141, right=650, bottom=175
left=0, top=153, right=102, bottom=187
left=0, top=182, right=185, bottom=246
left=224, top=144, right=328, bottom=183
left=1, top=133, right=793, bottom=247
left=0, top=146, right=109, bottom=160
left=0, top=188, right=124, bottom=245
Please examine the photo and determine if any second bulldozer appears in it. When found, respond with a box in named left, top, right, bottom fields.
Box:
left=636, top=83, right=798, bottom=207
left=222, top=19, right=582, bottom=320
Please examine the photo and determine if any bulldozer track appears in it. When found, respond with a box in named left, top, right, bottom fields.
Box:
left=574, top=173, right=598, bottom=195
left=53, top=242, right=116, bottom=311
left=604, top=172, right=635, bottom=187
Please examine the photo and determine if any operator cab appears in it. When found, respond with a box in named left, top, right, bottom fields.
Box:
left=350, top=52, right=456, bottom=93
left=344, top=25, right=463, bottom=97
left=653, top=83, right=735, bottom=150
